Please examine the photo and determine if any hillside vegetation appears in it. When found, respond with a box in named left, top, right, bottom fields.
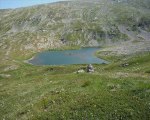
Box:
left=0, top=51, right=150, bottom=120
left=0, top=0, right=150, bottom=119
left=0, top=0, right=150, bottom=65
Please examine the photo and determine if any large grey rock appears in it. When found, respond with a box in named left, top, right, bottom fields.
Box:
left=87, top=64, right=94, bottom=73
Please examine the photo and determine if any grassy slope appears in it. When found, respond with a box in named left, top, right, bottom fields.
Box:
left=0, top=0, right=150, bottom=119
left=0, top=0, right=150, bottom=66
left=0, top=52, right=150, bottom=120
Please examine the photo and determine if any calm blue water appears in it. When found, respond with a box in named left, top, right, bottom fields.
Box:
left=28, top=47, right=107, bottom=65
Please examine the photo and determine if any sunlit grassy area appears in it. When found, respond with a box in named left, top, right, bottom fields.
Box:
left=0, top=52, right=150, bottom=120
left=0, top=0, right=150, bottom=119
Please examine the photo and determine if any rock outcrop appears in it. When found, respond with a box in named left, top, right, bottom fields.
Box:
left=87, top=64, right=94, bottom=73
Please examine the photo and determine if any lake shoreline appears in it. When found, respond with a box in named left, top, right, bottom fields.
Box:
left=24, top=56, right=35, bottom=65
left=25, top=47, right=108, bottom=66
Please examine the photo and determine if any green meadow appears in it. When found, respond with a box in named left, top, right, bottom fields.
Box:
left=0, top=52, right=150, bottom=120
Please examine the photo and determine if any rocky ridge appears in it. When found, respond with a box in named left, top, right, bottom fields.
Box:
left=0, top=0, right=150, bottom=66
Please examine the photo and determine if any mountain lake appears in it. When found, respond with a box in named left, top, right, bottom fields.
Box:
left=28, top=47, right=108, bottom=65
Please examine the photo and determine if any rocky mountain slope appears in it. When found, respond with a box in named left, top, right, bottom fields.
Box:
left=0, top=1, right=150, bottom=119
left=0, top=0, right=150, bottom=65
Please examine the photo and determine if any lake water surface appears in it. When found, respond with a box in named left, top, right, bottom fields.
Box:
left=28, top=47, right=107, bottom=65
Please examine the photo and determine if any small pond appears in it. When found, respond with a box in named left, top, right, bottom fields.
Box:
left=28, top=47, right=108, bottom=65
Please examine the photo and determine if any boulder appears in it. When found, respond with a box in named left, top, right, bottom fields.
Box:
left=87, top=64, right=94, bottom=73
left=77, top=69, right=85, bottom=74
left=121, top=63, right=129, bottom=67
